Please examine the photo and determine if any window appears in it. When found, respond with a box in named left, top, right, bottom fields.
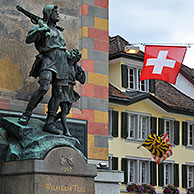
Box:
left=187, top=166, right=194, bottom=187
left=159, top=162, right=177, bottom=187
left=182, top=164, right=194, bottom=188
left=138, top=69, right=147, bottom=91
left=129, top=160, right=136, bottom=183
left=188, top=123, right=194, bottom=146
left=164, top=119, right=174, bottom=143
left=139, top=116, right=148, bottom=140
left=128, top=68, right=135, bottom=89
left=139, top=161, right=148, bottom=184
left=164, top=163, right=173, bottom=185
left=128, top=114, right=137, bottom=138
left=127, top=112, right=150, bottom=140
left=127, top=67, right=149, bottom=91
left=127, top=159, right=149, bottom=184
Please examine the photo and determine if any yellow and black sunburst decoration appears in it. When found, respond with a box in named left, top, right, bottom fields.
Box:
left=142, top=133, right=170, bottom=158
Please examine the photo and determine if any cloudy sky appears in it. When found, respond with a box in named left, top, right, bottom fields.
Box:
left=109, top=0, right=194, bottom=68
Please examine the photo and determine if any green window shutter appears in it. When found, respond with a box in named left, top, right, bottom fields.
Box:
left=158, top=118, right=164, bottom=136
left=112, top=111, right=118, bottom=137
left=149, top=79, right=155, bottom=93
left=150, top=161, right=157, bottom=186
left=174, top=163, right=179, bottom=187
left=182, top=121, right=188, bottom=146
left=112, top=157, right=118, bottom=170
left=150, top=117, right=157, bottom=134
left=182, top=164, right=187, bottom=188
left=121, top=64, right=128, bottom=88
left=158, top=163, right=164, bottom=186
left=174, top=121, right=180, bottom=145
left=121, top=112, right=128, bottom=138
left=121, top=158, right=128, bottom=184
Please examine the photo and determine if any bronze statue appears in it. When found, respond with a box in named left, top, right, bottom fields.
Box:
left=17, top=5, right=86, bottom=136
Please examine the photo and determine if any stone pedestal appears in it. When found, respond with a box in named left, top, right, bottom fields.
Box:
left=95, top=169, right=124, bottom=194
left=0, top=147, right=97, bottom=194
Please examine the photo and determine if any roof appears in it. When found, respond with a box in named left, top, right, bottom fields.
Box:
left=109, top=35, right=144, bottom=61
left=109, top=84, right=130, bottom=99
left=109, top=81, right=194, bottom=116
left=180, top=64, right=194, bottom=85
left=109, top=83, right=150, bottom=105
left=154, top=80, right=194, bottom=113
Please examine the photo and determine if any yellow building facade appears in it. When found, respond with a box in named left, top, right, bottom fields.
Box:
left=108, top=35, right=194, bottom=193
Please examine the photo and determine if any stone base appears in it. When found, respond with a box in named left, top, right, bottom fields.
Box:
left=0, top=147, right=97, bottom=194
left=95, top=169, right=124, bottom=194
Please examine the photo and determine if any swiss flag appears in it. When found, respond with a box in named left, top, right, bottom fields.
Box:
left=140, top=45, right=187, bottom=84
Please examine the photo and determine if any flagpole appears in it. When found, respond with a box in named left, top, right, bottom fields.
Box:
left=130, top=42, right=194, bottom=47
left=137, top=144, right=142, bottom=149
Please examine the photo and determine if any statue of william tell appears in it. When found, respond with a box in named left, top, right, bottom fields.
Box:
left=18, top=5, right=86, bottom=136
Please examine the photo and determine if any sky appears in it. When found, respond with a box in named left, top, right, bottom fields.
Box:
left=109, top=0, right=194, bottom=68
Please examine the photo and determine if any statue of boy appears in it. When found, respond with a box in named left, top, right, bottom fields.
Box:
left=18, top=5, right=85, bottom=135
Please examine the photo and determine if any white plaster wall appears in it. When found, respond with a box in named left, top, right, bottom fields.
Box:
left=173, top=73, right=194, bottom=100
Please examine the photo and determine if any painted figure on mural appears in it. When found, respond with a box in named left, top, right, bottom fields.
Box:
left=18, top=5, right=86, bottom=136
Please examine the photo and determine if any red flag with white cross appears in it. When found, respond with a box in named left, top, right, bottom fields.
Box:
left=140, top=45, right=187, bottom=84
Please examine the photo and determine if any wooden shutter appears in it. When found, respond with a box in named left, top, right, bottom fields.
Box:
left=150, top=161, right=157, bottom=186
left=174, top=163, right=179, bottom=187
left=158, top=163, right=164, bottom=186
left=150, top=117, right=157, bottom=134
left=112, top=157, right=118, bottom=170
left=121, top=158, right=128, bottom=184
left=149, top=79, right=155, bottom=93
left=158, top=118, right=164, bottom=136
left=182, top=164, right=187, bottom=188
left=121, top=112, right=128, bottom=138
left=121, top=64, right=128, bottom=88
left=174, top=121, right=180, bottom=145
left=182, top=121, right=188, bottom=146
left=112, top=111, right=118, bottom=137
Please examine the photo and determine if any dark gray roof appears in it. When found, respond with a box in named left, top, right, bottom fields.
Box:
left=109, top=35, right=144, bottom=61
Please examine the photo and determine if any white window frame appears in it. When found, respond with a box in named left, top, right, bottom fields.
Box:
left=127, top=156, right=150, bottom=184
left=126, top=65, right=149, bottom=92
left=188, top=122, right=194, bottom=146
left=164, top=118, right=174, bottom=144
left=128, top=114, right=137, bottom=139
left=127, top=111, right=150, bottom=141
left=139, top=160, right=149, bottom=184
left=139, top=116, right=149, bottom=140
left=138, top=69, right=147, bottom=91
left=186, top=165, right=194, bottom=187
left=128, top=67, right=136, bottom=90
left=163, top=161, right=174, bottom=186
left=128, top=160, right=136, bottom=183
